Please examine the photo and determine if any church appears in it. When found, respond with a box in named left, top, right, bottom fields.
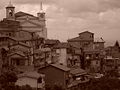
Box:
left=1, top=1, right=47, bottom=40
left=0, top=2, right=47, bottom=70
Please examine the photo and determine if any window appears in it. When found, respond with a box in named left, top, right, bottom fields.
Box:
left=37, top=77, right=42, bottom=83
left=9, top=33, right=11, bottom=36
left=16, top=60, right=20, bottom=65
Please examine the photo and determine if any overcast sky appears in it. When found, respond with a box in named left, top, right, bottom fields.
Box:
left=0, top=0, right=120, bottom=45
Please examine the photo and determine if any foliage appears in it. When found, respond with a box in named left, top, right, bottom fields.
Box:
left=45, top=84, right=65, bottom=90
left=20, top=85, right=33, bottom=90
left=105, top=69, right=119, bottom=78
left=0, top=70, right=18, bottom=90
left=86, top=76, right=120, bottom=90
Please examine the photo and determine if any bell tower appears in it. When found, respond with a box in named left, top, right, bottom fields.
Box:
left=37, top=2, right=47, bottom=39
left=37, top=2, right=45, bottom=22
left=6, top=1, right=15, bottom=20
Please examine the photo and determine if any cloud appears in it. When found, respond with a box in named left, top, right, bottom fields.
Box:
left=0, top=0, right=120, bottom=44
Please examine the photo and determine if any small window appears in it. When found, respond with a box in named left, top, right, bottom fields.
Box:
left=9, top=33, right=11, bottom=36
left=37, top=77, right=42, bottom=83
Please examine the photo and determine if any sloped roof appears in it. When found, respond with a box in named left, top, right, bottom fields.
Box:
left=18, top=71, right=44, bottom=79
left=51, top=64, right=70, bottom=72
left=68, top=36, right=93, bottom=42
left=94, top=37, right=105, bottom=43
left=70, top=68, right=87, bottom=75
left=45, top=39, right=60, bottom=45
left=79, top=31, right=94, bottom=35
left=68, top=37, right=81, bottom=42
left=8, top=51, right=26, bottom=57
left=54, top=42, right=71, bottom=49
left=114, top=40, right=120, bottom=47
left=16, top=65, right=34, bottom=73
left=0, top=19, right=21, bottom=29
left=15, top=11, right=36, bottom=18
left=39, top=63, right=70, bottom=72
left=0, top=35, right=17, bottom=41
left=9, top=42, right=31, bottom=48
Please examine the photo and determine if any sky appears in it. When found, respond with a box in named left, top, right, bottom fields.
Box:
left=0, top=0, right=120, bottom=46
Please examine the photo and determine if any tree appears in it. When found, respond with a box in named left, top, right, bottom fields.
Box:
left=21, top=85, right=32, bottom=90
left=45, top=84, right=65, bottom=90
left=0, top=70, right=18, bottom=90
left=86, top=76, right=120, bottom=90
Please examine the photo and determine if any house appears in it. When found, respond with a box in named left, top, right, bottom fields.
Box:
left=38, top=63, right=70, bottom=89
left=68, top=68, right=90, bottom=90
left=68, top=31, right=94, bottom=50
left=53, top=42, right=72, bottom=66
left=16, top=71, right=45, bottom=89
left=0, top=2, right=47, bottom=69
left=94, top=37, right=105, bottom=50
left=68, top=31, right=105, bottom=73
left=44, top=39, right=60, bottom=48
left=34, top=47, right=51, bottom=68
left=38, top=63, right=90, bottom=90
left=103, top=56, right=119, bottom=72
left=105, top=41, right=120, bottom=59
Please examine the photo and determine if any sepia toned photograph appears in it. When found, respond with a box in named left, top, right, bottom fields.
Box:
left=0, top=0, right=120, bottom=90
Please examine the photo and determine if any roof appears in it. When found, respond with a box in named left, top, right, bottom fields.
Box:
left=114, top=41, right=120, bottom=47
left=51, top=64, right=70, bottom=71
left=68, top=78, right=90, bottom=88
left=15, top=11, right=36, bottom=18
left=0, top=19, right=21, bottom=29
left=68, top=37, right=81, bottom=42
left=79, top=31, right=94, bottom=35
left=68, top=31, right=94, bottom=42
left=9, top=42, right=31, bottom=48
left=94, top=37, right=105, bottom=43
left=34, top=48, right=51, bottom=54
left=7, top=51, right=26, bottom=57
left=45, top=39, right=60, bottom=45
left=84, top=49, right=100, bottom=53
left=18, top=71, right=44, bottom=79
left=39, top=63, right=70, bottom=72
left=0, top=35, right=17, bottom=41
left=70, top=68, right=87, bottom=76
left=54, top=42, right=71, bottom=49
left=16, top=65, right=34, bottom=73
left=68, top=36, right=93, bottom=42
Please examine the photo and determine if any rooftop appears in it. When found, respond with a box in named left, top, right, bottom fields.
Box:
left=15, top=11, right=36, bottom=18
left=18, top=71, right=44, bottom=79
left=51, top=63, right=70, bottom=72
left=45, top=39, right=60, bottom=45
left=70, top=68, right=87, bottom=76
left=39, top=63, right=70, bottom=72
left=79, top=31, right=94, bottom=35
left=54, top=42, right=71, bottom=49
left=94, top=37, right=105, bottom=43
left=0, top=19, right=21, bottom=29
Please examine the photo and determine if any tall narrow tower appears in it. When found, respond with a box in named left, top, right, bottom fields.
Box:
left=37, top=2, right=47, bottom=39
left=6, top=1, right=15, bottom=20
left=37, top=2, right=45, bottom=22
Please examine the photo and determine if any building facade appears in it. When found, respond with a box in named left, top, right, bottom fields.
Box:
left=0, top=2, right=47, bottom=69
left=68, top=31, right=105, bottom=73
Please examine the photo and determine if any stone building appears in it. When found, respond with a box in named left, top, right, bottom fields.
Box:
left=68, top=31, right=105, bottom=72
left=0, top=2, right=47, bottom=70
